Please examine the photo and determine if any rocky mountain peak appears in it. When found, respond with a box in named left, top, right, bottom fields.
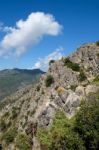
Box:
left=0, top=42, right=99, bottom=150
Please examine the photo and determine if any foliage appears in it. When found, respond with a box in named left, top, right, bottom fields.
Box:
left=37, top=129, right=52, bottom=149
left=15, top=134, right=32, bottom=150
left=37, top=111, right=85, bottom=150
left=97, top=53, right=99, bottom=57
left=50, top=112, right=85, bottom=150
left=11, top=107, right=20, bottom=119
left=74, top=97, right=99, bottom=150
left=92, top=75, right=99, bottom=85
left=36, top=85, right=40, bottom=91
left=70, top=85, right=77, bottom=91
left=79, top=70, right=87, bottom=82
left=2, top=127, right=17, bottom=144
left=45, top=75, right=54, bottom=87
left=37, top=91, right=99, bottom=150
left=0, top=119, right=7, bottom=131
left=3, top=111, right=9, bottom=118
left=64, top=58, right=80, bottom=71
left=96, top=41, right=99, bottom=46
left=49, top=60, right=55, bottom=65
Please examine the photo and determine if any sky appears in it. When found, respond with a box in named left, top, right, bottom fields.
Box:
left=0, top=0, right=99, bottom=71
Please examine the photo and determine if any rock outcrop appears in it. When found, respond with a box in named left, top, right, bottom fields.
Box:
left=0, top=42, right=99, bottom=150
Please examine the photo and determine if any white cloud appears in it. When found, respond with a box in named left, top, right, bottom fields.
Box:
left=0, top=12, right=62, bottom=57
left=33, top=47, right=64, bottom=71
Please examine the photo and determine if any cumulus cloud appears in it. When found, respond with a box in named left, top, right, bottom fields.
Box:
left=0, top=12, right=62, bottom=57
left=33, top=47, right=64, bottom=71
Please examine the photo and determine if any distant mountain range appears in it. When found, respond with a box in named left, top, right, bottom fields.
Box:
left=0, top=68, right=44, bottom=100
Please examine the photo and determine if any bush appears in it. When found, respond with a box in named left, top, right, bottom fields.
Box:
left=45, top=75, right=54, bottom=87
left=51, top=112, right=85, bottom=150
left=0, top=119, right=7, bottom=131
left=93, top=75, right=99, bottom=84
left=70, top=85, right=77, bottom=92
left=74, top=97, right=99, bottom=150
left=79, top=70, right=87, bottom=82
left=3, top=112, right=9, bottom=118
left=49, top=60, right=55, bottom=65
left=37, top=91, right=99, bottom=150
left=37, top=129, right=52, bottom=149
left=11, top=107, right=20, bottom=119
left=15, top=134, right=32, bottom=150
left=64, top=58, right=80, bottom=72
left=96, top=41, right=99, bottom=46
left=36, top=85, right=40, bottom=91
left=2, top=127, right=17, bottom=144
left=97, top=53, right=99, bottom=57
left=37, top=111, right=85, bottom=150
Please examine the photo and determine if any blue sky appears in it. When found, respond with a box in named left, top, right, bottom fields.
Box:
left=0, top=0, right=99, bottom=70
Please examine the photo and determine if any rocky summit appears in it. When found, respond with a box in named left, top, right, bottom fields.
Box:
left=0, top=42, right=99, bottom=150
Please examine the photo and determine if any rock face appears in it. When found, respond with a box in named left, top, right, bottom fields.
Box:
left=0, top=43, right=99, bottom=150
left=70, top=43, right=99, bottom=76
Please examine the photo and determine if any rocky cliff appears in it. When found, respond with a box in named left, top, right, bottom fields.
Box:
left=0, top=42, right=99, bottom=150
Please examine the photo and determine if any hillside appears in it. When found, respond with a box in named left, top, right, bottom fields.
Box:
left=0, top=42, right=99, bottom=150
left=0, top=68, right=44, bottom=101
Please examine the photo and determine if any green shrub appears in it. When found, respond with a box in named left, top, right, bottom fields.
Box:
left=37, top=111, right=85, bottom=150
left=96, top=41, right=99, bottom=46
left=45, top=75, right=54, bottom=87
left=11, top=107, right=20, bottom=119
left=36, top=85, right=40, bottom=91
left=0, top=119, right=7, bottom=131
left=15, top=134, right=32, bottom=150
left=79, top=70, right=87, bottom=82
left=93, top=75, right=99, bottom=84
left=37, top=91, right=99, bottom=150
left=3, top=112, right=9, bottom=118
left=51, top=112, right=85, bottom=150
left=97, top=53, right=99, bottom=57
left=2, top=127, right=17, bottom=144
left=49, top=60, right=55, bottom=65
left=70, top=85, right=77, bottom=91
left=74, top=97, right=99, bottom=150
left=37, top=128, right=52, bottom=149
left=64, top=58, right=80, bottom=71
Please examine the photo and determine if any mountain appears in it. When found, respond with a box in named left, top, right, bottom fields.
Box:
left=0, top=42, right=99, bottom=150
left=0, top=68, right=44, bottom=100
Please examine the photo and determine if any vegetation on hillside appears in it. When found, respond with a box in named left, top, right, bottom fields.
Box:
left=49, top=60, right=55, bottom=65
left=79, top=70, right=87, bottom=82
left=15, top=134, right=32, bottom=150
left=96, top=41, right=99, bottom=46
left=37, top=91, right=99, bottom=150
left=45, top=75, right=54, bottom=87
left=2, top=127, right=17, bottom=144
left=92, top=75, right=99, bottom=85
left=64, top=58, right=80, bottom=72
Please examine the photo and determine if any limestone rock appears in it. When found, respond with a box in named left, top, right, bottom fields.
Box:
left=85, top=84, right=99, bottom=95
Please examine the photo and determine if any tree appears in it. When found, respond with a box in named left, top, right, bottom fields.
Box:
left=45, top=75, right=54, bottom=87
left=74, top=96, right=99, bottom=150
